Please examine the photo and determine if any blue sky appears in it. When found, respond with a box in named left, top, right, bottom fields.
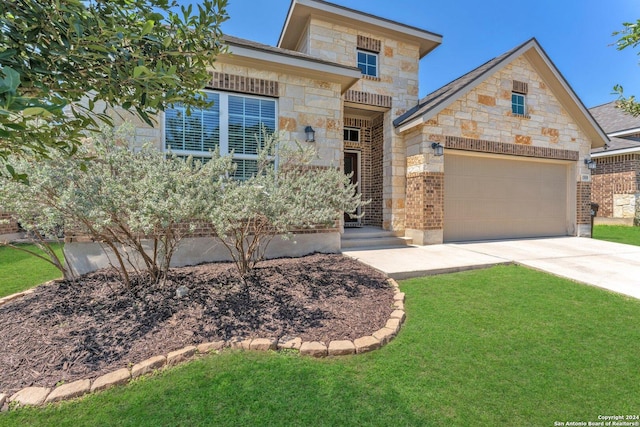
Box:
left=212, top=0, right=639, bottom=108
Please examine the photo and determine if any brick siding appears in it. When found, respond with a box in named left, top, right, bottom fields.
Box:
left=208, top=72, right=279, bottom=98
left=405, top=172, right=444, bottom=230
left=357, top=35, right=381, bottom=53
left=344, top=115, right=384, bottom=227
left=344, top=90, right=392, bottom=109
left=444, top=135, right=579, bottom=161
left=576, top=181, right=592, bottom=225
left=591, top=154, right=640, bottom=218
left=0, top=211, right=20, bottom=235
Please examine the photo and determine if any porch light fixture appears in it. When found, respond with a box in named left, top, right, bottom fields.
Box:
left=305, top=126, right=315, bottom=142
left=431, top=142, right=444, bottom=157
left=584, top=158, right=597, bottom=170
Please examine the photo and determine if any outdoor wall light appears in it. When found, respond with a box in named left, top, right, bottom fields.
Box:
left=431, top=142, right=444, bottom=157
left=584, top=158, right=597, bottom=170
left=305, top=126, right=315, bottom=142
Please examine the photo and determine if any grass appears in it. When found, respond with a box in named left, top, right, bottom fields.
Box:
left=0, top=243, right=64, bottom=298
left=1, top=265, right=639, bottom=426
left=593, top=224, right=640, bottom=246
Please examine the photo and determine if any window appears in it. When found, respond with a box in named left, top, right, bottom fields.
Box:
left=344, top=127, right=360, bottom=143
left=511, top=92, right=526, bottom=116
left=164, top=91, right=277, bottom=180
left=357, top=49, right=378, bottom=77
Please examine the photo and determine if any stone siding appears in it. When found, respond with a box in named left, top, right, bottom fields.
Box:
left=403, top=55, right=594, bottom=243
left=306, top=17, right=422, bottom=231
left=591, top=154, right=640, bottom=219
left=111, top=61, right=345, bottom=169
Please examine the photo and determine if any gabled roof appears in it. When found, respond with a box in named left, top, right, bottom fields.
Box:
left=589, top=101, right=640, bottom=135
left=278, top=0, right=442, bottom=59
left=221, top=35, right=361, bottom=94
left=394, top=38, right=608, bottom=149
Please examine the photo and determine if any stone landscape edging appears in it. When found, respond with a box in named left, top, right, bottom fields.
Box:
left=1, top=278, right=405, bottom=410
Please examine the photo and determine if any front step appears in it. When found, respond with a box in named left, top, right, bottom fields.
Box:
left=341, top=227, right=413, bottom=250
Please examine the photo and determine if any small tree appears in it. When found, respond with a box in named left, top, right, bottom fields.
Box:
left=205, top=132, right=366, bottom=276
left=0, top=0, right=228, bottom=180
left=0, top=124, right=234, bottom=287
left=613, top=19, right=640, bottom=116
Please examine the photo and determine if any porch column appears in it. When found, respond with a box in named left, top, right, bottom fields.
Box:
left=404, top=136, right=445, bottom=245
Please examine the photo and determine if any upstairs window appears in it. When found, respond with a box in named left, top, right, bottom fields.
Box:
left=511, top=80, right=528, bottom=116
left=511, top=92, right=526, bottom=116
left=165, top=90, right=277, bottom=180
left=357, top=49, right=378, bottom=77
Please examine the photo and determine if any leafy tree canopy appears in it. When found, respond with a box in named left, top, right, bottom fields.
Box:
left=613, top=19, right=640, bottom=116
left=0, top=0, right=228, bottom=180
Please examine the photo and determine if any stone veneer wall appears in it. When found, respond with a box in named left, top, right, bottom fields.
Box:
left=109, top=62, right=345, bottom=169
left=403, top=55, right=594, bottom=243
left=305, top=18, right=421, bottom=232
left=591, top=154, right=640, bottom=219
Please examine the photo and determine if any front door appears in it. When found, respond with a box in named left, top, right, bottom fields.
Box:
left=344, top=151, right=359, bottom=224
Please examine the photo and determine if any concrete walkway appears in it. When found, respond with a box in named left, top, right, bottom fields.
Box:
left=343, top=237, right=640, bottom=300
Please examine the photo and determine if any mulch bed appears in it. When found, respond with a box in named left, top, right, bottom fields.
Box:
left=0, top=254, right=393, bottom=395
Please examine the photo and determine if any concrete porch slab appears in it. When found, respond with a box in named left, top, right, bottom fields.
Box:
left=343, top=244, right=510, bottom=280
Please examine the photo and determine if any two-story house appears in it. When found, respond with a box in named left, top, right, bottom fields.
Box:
left=62, top=0, right=609, bottom=273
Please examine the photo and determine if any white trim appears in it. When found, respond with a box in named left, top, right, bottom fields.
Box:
left=163, top=90, right=279, bottom=177
left=278, top=0, right=442, bottom=57
left=343, top=126, right=360, bottom=143
left=356, top=49, right=378, bottom=78
left=609, top=128, right=640, bottom=137
left=225, top=44, right=361, bottom=80
left=592, top=146, right=640, bottom=157
left=511, top=92, right=526, bottom=116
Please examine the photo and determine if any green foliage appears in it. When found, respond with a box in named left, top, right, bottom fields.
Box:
left=1, top=125, right=362, bottom=284
left=613, top=19, right=640, bottom=116
left=593, top=224, right=640, bottom=246
left=2, top=266, right=640, bottom=425
left=0, top=0, right=228, bottom=180
left=204, top=132, right=366, bottom=275
left=0, top=124, right=234, bottom=287
left=0, top=243, right=63, bottom=297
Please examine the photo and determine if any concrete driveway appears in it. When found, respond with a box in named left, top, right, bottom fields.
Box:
left=343, top=237, right=640, bottom=300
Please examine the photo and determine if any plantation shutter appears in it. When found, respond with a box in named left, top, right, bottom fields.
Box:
left=165, top=93, right=220, bottom=153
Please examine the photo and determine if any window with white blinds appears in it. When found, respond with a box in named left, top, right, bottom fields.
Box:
left=164, top=90, right=277, bottom=180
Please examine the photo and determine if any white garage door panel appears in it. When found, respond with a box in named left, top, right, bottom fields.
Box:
left=444, top=154, right=569, bottom=242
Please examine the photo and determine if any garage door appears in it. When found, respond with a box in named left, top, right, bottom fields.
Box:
left=444, top=153, right=570, bottom=242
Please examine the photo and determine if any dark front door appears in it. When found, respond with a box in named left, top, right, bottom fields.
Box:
left=344, top=151, right=359, bottom=223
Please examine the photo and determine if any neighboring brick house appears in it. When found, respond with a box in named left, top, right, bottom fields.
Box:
left=0, top=210, right=20, bottom=237
left=66, top=0, right=608, bottom=273
left=589, top=101, right=640, bottom=225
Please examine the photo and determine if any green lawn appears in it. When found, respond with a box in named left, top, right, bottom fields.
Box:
left=593, top=224, right=640, bottom=246
left=0, top=243, right=64, bottom=298
left=2, top=265, right=639, bottom=426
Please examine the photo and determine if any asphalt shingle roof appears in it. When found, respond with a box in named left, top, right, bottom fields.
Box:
left=589, top=101, right=640, bottom=135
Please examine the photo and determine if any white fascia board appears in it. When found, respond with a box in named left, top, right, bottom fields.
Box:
left=227, top=44, right=361, bottom=80
left=295, top=0, right=441, bottom=44
left=609, top=128, right=640, bottom=137
left=592, top=147, right=640, bottom=157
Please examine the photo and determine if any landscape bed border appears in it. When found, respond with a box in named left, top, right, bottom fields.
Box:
left=0, top=278, right=405, bottom=410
